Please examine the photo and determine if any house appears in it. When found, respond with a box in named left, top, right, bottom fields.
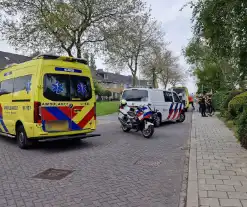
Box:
left=0, top=51, right=150, bottom=99
left=0, top=51, right=31, bottom=69
left=93, top=69, right=151, bottom=100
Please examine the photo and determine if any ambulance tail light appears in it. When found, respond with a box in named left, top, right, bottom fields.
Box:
left=34, top=101, right=41, bottom=123
left=94, top=102, right=96, bottom=120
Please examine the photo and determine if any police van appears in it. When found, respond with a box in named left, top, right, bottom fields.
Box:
left=0, top=54, right=100, bottom=149
left=121, top=88, right=186, bottom=127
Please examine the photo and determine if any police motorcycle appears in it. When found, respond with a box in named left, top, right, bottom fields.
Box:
left=118, top=100, right=155, bottom=138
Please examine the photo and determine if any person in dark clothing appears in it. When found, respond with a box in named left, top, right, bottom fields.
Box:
left=197, top=95, right=202, bottom=113
left=200, top=96, right=207, bottom=117
left=206, top=94, right=215, bottom=116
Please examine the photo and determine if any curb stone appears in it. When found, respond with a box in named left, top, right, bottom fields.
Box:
left=179, top=135, right=190, bottom=207
left=179, top=112, right=192, bottom=207
left=186, top=113, right=199, bottom=207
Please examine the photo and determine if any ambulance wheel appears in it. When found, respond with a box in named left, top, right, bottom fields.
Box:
left=16, top=125, right=31, bottom=149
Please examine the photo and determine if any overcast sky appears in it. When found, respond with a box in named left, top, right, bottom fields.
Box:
left=145, top=0, right=196, bottom=93
left=0, top=0, right=196, bottom=93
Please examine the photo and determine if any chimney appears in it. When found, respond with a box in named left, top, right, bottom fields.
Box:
left=97, top=69, right=104, bottom=73
left=29, top=51, right=41, bottom=58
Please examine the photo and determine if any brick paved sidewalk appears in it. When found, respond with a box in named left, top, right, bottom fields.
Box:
left=187, top=113, right=247, bottom=207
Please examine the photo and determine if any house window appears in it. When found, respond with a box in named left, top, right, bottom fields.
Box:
left=105, top=83, right=111, bottom=89
left=104, top=74, right=108, bottom=80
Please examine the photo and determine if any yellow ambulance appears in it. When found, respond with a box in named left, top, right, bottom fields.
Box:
left=171, top=86, right=190, bottom=111
left=0, top=54, right=100, bottom=149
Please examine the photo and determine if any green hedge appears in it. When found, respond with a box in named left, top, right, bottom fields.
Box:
left=228, top=91, right=247, bottom=119
left=212, top=90, right=243, bottom=117
left=212, top=91, right=228, bottom=111
left=222, top=90, right=243, bottom=109
left=236, top=109, right=247, bottom=148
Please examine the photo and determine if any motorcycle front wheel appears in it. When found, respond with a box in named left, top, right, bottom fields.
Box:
left=142, top=125, right=154, bottom=138
left=121, top=124, right=131, bottom=132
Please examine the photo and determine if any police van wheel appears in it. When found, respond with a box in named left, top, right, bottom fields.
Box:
left=154, top=115, right=161, bottom=127
left=16, top=125, right=31, bottom=149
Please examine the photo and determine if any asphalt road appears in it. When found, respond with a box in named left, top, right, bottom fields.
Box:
left=0, top=112, right=192, bottom=207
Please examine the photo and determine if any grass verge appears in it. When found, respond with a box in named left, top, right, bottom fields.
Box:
left=216, top=113, right=238, bottom=138
left=96, top=101, right=119, bottom=116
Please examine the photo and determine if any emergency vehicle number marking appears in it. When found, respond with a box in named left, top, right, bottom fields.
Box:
left=4, top=106, right=18, bottom=110
left=23, top=106, right=31, bottom=111
left=55, top=67, right=82, bottom=73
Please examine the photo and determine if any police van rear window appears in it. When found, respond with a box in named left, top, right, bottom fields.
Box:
left=122, top=90, right=148, bottom=102
left=43, top=74, right=92, bottom=101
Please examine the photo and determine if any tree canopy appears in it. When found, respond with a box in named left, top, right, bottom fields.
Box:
left=142, top=44, right=185, bottom=89
left=104, top=11, right=165, bottom=86
left=184, top=0, right=247, bottom=93
left=0, top=0, right=186, bottom=88
left=0, top=0, right=145, bottom=57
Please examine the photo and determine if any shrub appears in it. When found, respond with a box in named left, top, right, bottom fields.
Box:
left=94, top=81, right=104, bottom=96
left=105, top=90, right=112, bottom=97
left=222, top=90, right=243, bottom=109
left=228, top=91, right=247, bottom=119
left=212, top=91, right=228, bottom=111
left=226, top=120, right=234, bottom=129
left=236, top=109, right=247, bottom=148
left=224, top=110, right=234, bottom=121
left=214, top=90, right=243, bottom=117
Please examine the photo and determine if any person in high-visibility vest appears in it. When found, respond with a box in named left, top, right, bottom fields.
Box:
left=188, top=94, right=195, bottom=110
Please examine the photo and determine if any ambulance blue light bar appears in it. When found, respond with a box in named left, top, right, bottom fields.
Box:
left=34, top=54, right=88, bottom=65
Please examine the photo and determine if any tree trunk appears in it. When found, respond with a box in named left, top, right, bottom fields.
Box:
left=164, top=79, right=168, bottom=90
left=76, top=45, right=82, bottom=58
left=152, top=67, right=157, bottom=88
left=66, top=49, right=73, bottom=57
left=133, top=57, right=139, bottom=87
left=132, top=75, right=137, bottom=87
